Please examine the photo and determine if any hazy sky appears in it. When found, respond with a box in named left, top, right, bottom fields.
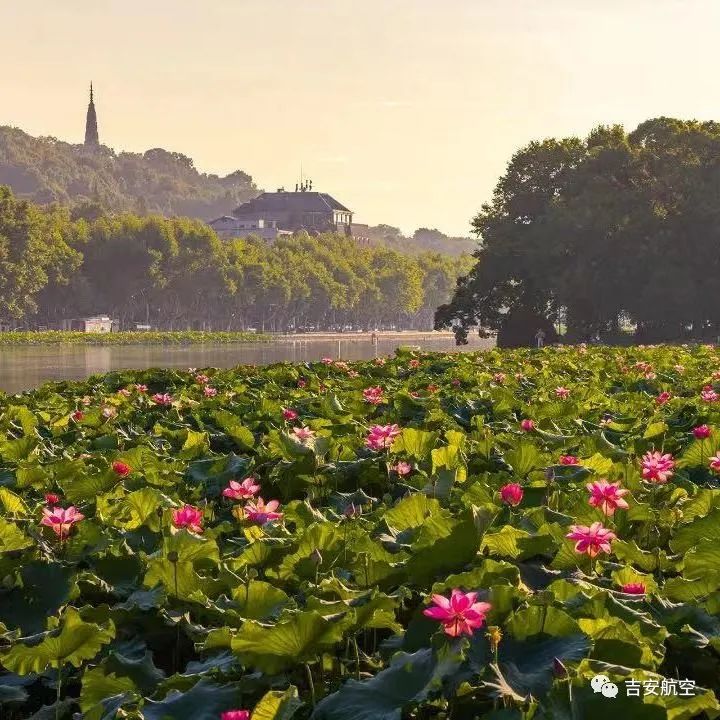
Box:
left=2, top=0, right=719, bottom=234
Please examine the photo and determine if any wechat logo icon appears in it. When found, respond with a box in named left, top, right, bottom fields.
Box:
left=591, top=674, right=619, bottom=698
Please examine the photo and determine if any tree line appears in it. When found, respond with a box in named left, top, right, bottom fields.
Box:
left=436, top=117, right=720, bottom=345
left=0, top=186, right=472, bottom=331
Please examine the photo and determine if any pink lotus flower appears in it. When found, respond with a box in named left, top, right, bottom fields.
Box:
left=558, top=455, right=579, bottom=467
left=297, top=379, right=307, bottom=388
left=134, top=384, right=148, bottom=393
left=701, top=386, right=719, bottom=403
left=282, top=408, right=298, bottom=421
left=374, top=357, right=386, bottom=366
left=408, top=359, right=420, bottom=369
left=492, top=373, right=506, bottom=384
left=587, top=479, right=629, bottom=516
left=365, top=424, right=401, bottom=451
left=171, top=504, right=204, bottom=534
left=655, top=391, right=671, bottom=405
left=292, top=426, right=315, bottom=442
left=71, top=410, right=84, bottom=422
left=321, top=357, right=334, bottom=365
left=41, top=506, right=85, bottom=539
left=693, top=424, right=711, bottom=439
left=427, top=383, right=439, bottom=393
left=566, top=522, right=616, bottom=557
left=152, top=393, right=173, bottom=406
left=195, top=374, right=210, bottom=385
left=112, top=461, right=131, bottom=477
left=423, top=589, right=491, bottom=637
left=118, top=388, right=131, bottom=398
left=641, top=451, right=675, bottom=484
left=221, top=711, right=250, bottom=720
left=222, top=477, right=260, bottom=500
left=393, top=461, right=412, bottom=476
left=244, top=498, right=283, bottom=524
left=520, top=419, right=535, bottom=432
left=674, top=364, right=685, bottom=374
left=102, top=407, right=117, bottom=419
left=621, top=582, right=646, bottom=595
left=363, top=386, right=385, bottom=405
left=203, top=386, right=218, bottom=397
left=451, top=379, right=461, bottom=387
left=499, top=483, right=523, bottom=507
left=709, top=452, right=720, bottom=473
left=44, top=493, right=60, bottom=505
left=555, top=386, right=570, bottom=399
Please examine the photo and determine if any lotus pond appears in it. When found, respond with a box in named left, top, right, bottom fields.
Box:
left=2, top=346, right=720, bottom=720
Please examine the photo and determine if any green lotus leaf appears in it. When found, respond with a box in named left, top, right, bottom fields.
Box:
left=0, top=562, right=76, bottom=634
left=231, top=610, right=345, bottom=674
left=212, top=410, right=256, bottom=450
left=0, top=607, right=114, bottom=674
left=0, top=518, right=32, bottom=553
left=251, top=685, right=302, bottom=720
left=393, top=428, right=438, bottom=460
left=80, top=667, right=137, bottom=712
left=232, top=580, right=291, bottom=620
left=506, top=605, right=581, bottom=639
left=311, top=645, right=462, bottom=720
left=142, top=679, right=243, bottom=720
left=0, top=487, right=27, bottom=515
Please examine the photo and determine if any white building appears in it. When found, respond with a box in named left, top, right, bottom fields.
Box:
left=207, top=216, right=292, bottom=241
left=61, top=316, right=117, bottom=333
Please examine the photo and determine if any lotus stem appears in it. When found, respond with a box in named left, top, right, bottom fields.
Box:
left=305, top=663, right=316, bottom=707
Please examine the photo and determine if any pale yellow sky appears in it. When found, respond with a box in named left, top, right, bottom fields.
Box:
left=2, top=0, right=719, bottom=234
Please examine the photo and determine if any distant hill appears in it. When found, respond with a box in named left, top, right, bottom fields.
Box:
left=0, top=126, right=259, bottom=219
left=0, top=127, right=475, bottom=253
left=364, top=224, right=477, bottom=256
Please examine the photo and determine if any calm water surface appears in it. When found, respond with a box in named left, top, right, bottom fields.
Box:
left=0, top=335, right=493, bottom=394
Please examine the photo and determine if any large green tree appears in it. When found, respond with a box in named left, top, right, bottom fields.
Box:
left=436, top=117, right=720, bottom=345
left=0, top=187, right=81, bottom=322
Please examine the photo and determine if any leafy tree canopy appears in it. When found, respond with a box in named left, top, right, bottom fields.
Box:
left=436, top=117, right=720, bottom=345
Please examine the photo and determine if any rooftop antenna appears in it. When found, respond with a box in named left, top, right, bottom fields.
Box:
left=300, top=162, right=303, bottom=191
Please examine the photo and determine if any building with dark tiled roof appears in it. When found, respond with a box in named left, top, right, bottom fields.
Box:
left=231, top=183, right=353, bottom=235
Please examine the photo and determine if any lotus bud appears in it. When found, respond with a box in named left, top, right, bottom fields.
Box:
left=310, top=548, right=323, bottom=566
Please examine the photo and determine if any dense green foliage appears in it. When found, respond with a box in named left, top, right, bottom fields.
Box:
left=0, top=186, right=471, bottom=331
left=0, top=126, right=259, bottom=219
left=0, top=331, right=269, bottom=346
left=437, top=117, right=720, bottom=344
left=2, top=346, right=720, bottom=718
left=363, top=225, right=475, bottom=257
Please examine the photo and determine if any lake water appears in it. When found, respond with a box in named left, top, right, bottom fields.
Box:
left=0, top=334, right=493, bottom=394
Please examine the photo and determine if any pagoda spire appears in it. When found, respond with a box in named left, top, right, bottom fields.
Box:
left=84, top=82, right=99, bottom=148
